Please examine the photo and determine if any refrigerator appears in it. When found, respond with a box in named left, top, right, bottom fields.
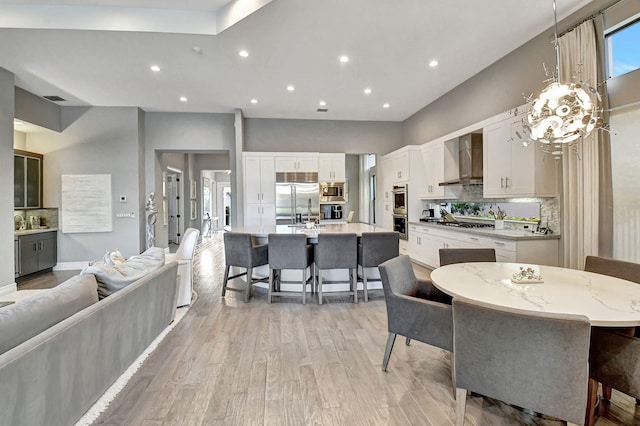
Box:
left=275, top=173, right=320, bottom=224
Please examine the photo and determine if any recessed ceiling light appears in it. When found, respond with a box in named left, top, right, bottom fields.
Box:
left=150, top=65, right=161, bottom=72
left=383, top=103, right=390, bottom=108
left=429, top=60, right=439, bottom=67
left=364, top=88, right=372, bottom=95
left=250, top=99, right=258, bottom=104
left=179, top=96, right=187, bottom=102
left=14, top=120, right=23, bottom=126
left=287, top=85, right=295, bottom=92
left=319, top=100, right=326, bottom=107
left=339, top=55, right=349, bottom=63
left=239, top=50, right=249, bottom=58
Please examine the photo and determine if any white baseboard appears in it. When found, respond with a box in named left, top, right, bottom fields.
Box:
left=0, top=283, right=18, bottom=297
left=54, top=262, right=90, bottom=271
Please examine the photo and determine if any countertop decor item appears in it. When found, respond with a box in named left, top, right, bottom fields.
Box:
left=511, top=266, right=544, bottom=283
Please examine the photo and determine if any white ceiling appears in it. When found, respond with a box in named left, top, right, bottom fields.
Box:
left=1, top=0, right=594, bottom=122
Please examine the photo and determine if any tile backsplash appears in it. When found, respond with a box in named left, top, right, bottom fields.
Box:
left=421, top=184, right=560, bottom=234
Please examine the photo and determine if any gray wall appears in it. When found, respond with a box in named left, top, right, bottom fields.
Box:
left=402, top=0, right=618, bottom=145
left=14, top=87, right=62, bottom=132
left=25, top=106, right=144, bottom=262
left=144, top=112, right=236, bottom=236
left=0, top=68, right=15, bottom=292
left=345, top=154, right=359, bottom=222
left=244, top=118, right=403, bottom=156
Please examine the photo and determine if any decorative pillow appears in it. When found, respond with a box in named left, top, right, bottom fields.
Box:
left=81, top=247, right=165, bottom=299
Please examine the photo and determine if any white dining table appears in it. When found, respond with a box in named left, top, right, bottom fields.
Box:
left=430, top=262, right=640, bottom=327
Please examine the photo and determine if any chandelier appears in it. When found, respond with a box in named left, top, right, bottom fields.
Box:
left=526, top=0, right=601, bottom=147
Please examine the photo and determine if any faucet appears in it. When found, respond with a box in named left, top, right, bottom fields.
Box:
left=307, top=198, right=312, bottom=223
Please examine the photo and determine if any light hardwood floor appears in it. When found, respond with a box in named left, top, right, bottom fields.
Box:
left=19, top=234, right=640, bottom=425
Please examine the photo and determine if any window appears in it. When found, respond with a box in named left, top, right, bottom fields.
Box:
left=606, top=18, right=640, bottom=78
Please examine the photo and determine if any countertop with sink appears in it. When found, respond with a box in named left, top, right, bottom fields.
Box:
left=409, top=221, right=560, bottom=241
left=15, top=227, right=58, bottom=236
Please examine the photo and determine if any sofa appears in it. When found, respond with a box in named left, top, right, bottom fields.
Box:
left=0, top=256, right=178, bottom=426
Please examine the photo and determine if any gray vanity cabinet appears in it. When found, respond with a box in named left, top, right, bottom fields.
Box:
left=16, top=231, right=57, bottom=277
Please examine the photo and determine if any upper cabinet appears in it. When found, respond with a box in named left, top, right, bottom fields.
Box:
left=275, top=153, right=318, bottom=173
left=422, top=141, right=445, bottom=199
left=318, top=153, right=346, bottom=182
left=387, top=150, right=410, bottom=183
left=14, top=150, right=43, bottom=209
left=483, top=111, right=559, bottom=198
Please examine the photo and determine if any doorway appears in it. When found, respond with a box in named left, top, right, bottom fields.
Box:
left=166, top=172, right=183, bottom=244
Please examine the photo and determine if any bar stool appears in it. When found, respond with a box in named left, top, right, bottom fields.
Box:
left=357, top=231, right=399, bottom=302
left=267, top=233, right=314, bottom=304
left=315, top=233, right=358, bottom=304
left=222, top=232, right=269, bottom=303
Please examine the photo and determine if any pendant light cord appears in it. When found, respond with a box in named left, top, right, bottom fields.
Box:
left=553, top=0, right=561, bottom=83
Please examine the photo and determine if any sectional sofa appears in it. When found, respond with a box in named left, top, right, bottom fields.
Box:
left=0, top=253, right=179, bottom=426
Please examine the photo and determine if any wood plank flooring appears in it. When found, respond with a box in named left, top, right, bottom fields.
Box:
left=18, top=234, right=640, bottom=425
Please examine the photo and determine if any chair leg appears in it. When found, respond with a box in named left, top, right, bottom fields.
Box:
left=318, top=272, right=323, bottom=305
left=222, top=265, right=231, bottom=297
left=585, top=378, right=599, bottom=426
left=406, top=337, right=411, bottom=346
left=302, top=268, right=307, bottom=305
left=602, top=385, right=612, bottom=401
left=363, top=267, right=369, bottom=302
left=455, top=388, right=467, bottom=426
left=382, top=333, right=397, bottom=372
left=268, top=269, right=275, bottom=304
left=352, top=268, right=358, bottom=304
left=244, top=267, right=252, bottom=303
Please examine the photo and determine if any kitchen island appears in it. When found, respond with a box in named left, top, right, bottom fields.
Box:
left=226, top=222, right=390, bottom=295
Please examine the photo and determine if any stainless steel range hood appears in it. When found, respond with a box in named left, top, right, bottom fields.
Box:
left=439, top=133, right=483, bottom=186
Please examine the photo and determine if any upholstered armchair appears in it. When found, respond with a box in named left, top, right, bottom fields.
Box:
left=452, top=297, right=591, bottom=426
left=378, top=255, right=453, bottom=373
left=165, top=227, right=200, bottom=306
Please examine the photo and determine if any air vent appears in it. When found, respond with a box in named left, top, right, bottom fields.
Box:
left=42, top=95, right=66, bottom=102
left=317, top=108, right=328, bottom=112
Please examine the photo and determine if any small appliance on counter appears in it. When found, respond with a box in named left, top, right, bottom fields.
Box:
left=419, top=208, right=435, bottom=222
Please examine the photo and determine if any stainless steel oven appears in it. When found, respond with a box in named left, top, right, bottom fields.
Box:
left=393, top=214, right=408, bottom=240
left=320, top=182, right=347, bottom=202
left=392, top=184, right=407, bottom=215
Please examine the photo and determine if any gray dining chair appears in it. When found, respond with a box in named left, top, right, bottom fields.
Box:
left=222, top=232, right=269, bottom=303
left=587, top=328, right=640, bottom=426
left=315, top=233, right=358, bottom=304
left=584, top=255, right=640, bottom=406
left=378, top=255, right=453, bottom=374
left=357, top=231, right=399, bottom=302
left=452, top=297, right=591, bottom=426
left=267, top=233, right=314, bottom=304
left=439, top=248, right=496, bottom=267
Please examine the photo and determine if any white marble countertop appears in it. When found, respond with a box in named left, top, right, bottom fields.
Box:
left=228, top=222, right=385, bottom=239
left=431, top=262, right=640, bottom=327
left=15, top=227, right=58, bottom=236
left=408, top=221, right=560, bottom=241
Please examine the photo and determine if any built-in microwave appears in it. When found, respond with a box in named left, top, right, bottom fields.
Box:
left=320, top=182, right=347, bottom=203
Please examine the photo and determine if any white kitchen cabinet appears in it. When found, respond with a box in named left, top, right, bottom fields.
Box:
left=421, top=141, right=445, bottom=198
left=407, top=222, right=559, bottom=268
left=390, top=151, right=410, bottom=183
left=244, top=154, right=276, bottom=227
left=483, top=112, right=559, bottom=198
left=318, top=153, right=346, bottom=181
left=383, top=202, right=393, bottom=231
left=275, top=154, right=318, bottom=173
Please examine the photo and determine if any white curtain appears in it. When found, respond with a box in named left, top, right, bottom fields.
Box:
left=559, top=20, right=600, bottom=269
